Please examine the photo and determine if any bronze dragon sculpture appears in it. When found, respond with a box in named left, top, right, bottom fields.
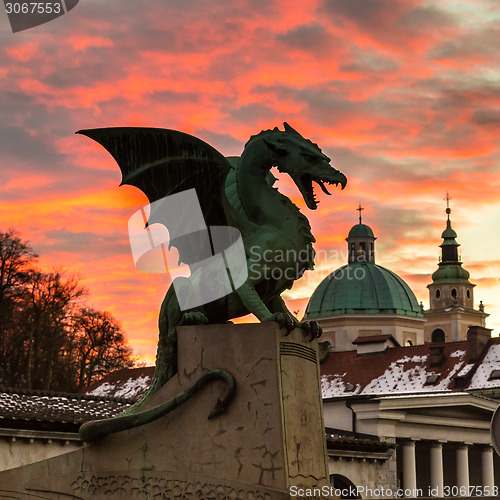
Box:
left=77, top=123, right=346, bottom=441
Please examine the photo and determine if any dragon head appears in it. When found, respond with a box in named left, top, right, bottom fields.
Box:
left=262, top=122, right=347, bottom=210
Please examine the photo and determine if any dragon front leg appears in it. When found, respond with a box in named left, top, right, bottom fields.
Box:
left=236, top=283, right=296, bottom=334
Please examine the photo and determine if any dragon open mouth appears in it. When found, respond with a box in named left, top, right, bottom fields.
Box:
left=298, top=173, right=347, bottom=210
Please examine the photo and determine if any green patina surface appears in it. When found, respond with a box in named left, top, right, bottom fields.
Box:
left=431, top=214, right=472, bottom=285
left=431, top=265, right=471, bottom=284
left=347, top=223, right=374, bottom=238
left=306, top=262, right=423, bottom=318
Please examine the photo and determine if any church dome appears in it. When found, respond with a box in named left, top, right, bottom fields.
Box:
left=348, top=223, right=374, bottom=238
left=431, top=264, right=470, bottom=284
left=306, top=207, right=423, bottom=319
left=305, top=262, right=423, bottom=318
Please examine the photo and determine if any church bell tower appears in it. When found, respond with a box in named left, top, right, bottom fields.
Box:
left=424, top=194, right=488, bottom=343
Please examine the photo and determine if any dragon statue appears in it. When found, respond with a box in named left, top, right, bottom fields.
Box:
left=77, top=123, right=346, bottom=441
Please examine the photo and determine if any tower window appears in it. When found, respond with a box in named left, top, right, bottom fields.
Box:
left=431, top=328, right=445, bottom=343
left=467, top=289, right=471, bottom=300
left=435, top=289, right=441, bottom=300
left=357, top=242, right=366, bottom=262
left=451, top=288, right=457, bottom=299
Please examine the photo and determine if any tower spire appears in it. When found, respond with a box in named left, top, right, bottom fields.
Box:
left=444, top=192, right=452, bottom=221
left=357, top=203, right=364, bottom=224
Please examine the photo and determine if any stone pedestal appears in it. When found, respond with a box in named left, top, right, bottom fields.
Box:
left=0, top=323, right=329, bottom=499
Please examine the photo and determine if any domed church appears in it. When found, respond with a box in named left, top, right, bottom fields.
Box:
left=305, top=206, right=425, bottom=351
left=305, top=199, right=489, bottom=352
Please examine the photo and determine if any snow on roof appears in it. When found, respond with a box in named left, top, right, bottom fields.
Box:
left=0, top=388, right=130, bottom=424
left=85, top=367, right=154, bottom=401
left=86, top=375, right=151, bottom=399
left=468, top=344, right=500, bottom=390
left=81, top=338, right=500, bottom=402
left=321, top=340, right=500, bottom=399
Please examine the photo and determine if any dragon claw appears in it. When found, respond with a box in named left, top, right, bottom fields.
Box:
left=270, top=312, right=297, bottom=335
left=298, top=320, right=322, bottom=341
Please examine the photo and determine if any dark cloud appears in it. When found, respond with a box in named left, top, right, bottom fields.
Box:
left=229, top=103, right=278, bottom=124
left=194, top=130, right=244, bottom=156
left=429, top=26, right=500, bottom=60
left=397, top=5, right=457, bottom=32
left=43, top=48, right=128, bottom=89
left=0, top=124, right=67, bottom=173
left=472, top=110, right=500, bottom=125
left=277, top=23, right=333, bottom=52
left=37, top=228, right=129, bottom=258
left=321, top=0, right=392, bottom=28
left=339, top=53, right=398, bottom=72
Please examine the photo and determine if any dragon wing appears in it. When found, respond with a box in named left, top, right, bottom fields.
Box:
left=77, top=127, right=232, bottom=265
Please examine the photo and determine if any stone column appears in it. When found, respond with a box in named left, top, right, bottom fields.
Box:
left=401, top=440, right=417, bottom=495
left=430, top=442, right=444, bottom=498
left=456, top=444, right=469, bottom=490
left=481, top=446, right=495, bottom=496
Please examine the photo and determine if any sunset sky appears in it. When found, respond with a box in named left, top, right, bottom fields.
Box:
left=1, top=0, right=499, bottom=365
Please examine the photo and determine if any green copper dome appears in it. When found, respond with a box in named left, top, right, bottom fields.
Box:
left=441, top=223, right=457, bottom=240
left=348, top=223, right=374, bottom=238
left=431, top=265, right=470, bottom=284
left=305, top=262, right=423, bottom=318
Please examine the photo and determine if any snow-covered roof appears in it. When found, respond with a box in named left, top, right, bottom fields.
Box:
left=321, top=338, right=500, bottom=399
left=0, top=388, right=131, bottom=426
left=85, top=366, right=154, bottom=401
left=468, top=344, right=500, bottom=390
left=82, top=338, right=500, bottom=403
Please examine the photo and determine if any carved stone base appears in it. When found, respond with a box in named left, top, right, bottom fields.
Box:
left=0, top=323, right=329, bottom=499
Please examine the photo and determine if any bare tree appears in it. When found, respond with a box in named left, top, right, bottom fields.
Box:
left=71, top=308, right=134, bottom=391
left=0, top=230, right=135, bottom=392
left=0, top=230, right=38, bottom=381
left=22, top=270, right=86, bottom=390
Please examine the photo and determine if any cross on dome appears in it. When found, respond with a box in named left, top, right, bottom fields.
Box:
left=444, top=192, right=452, bottom=218
left=357, top=204, right=364, bottom=224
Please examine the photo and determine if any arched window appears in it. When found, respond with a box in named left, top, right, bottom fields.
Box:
left=467, top=289, right=471, bottom=300
left=330, top=475, right=361, bottom=499
left=451, top=288, right=457, bottom=299
left=431, top=328, right=445, bottom=343
left=435, top=289, right=441, bottom=300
